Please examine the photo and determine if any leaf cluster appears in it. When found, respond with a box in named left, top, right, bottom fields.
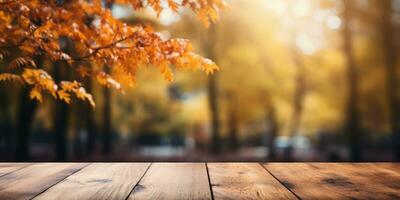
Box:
left=0, top=0, right=225, bottom=106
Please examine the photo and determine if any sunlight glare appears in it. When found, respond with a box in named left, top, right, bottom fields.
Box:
left=263, top=0, right=288, bottom=15
left=326, top=15, right=342, bottom=29
left=292, top=0, right=311, bottom=17
left=296, top=34, right=317, bottom=55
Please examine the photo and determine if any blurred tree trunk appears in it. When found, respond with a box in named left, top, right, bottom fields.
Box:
left=228, top=105, right=238, bottom=151
left=102, top=79, right=112, bottom=156
left=380, top=0, right=400, bottom=161
left=85, top=77, right=96, bottom=156
left=285, top=60, right=305, bottom=161
left=15, top=87, right=37, bottom=160
left=206, top=25, right=221, bottom=154
left=15, top=56, right=43, bottom=160
left=208, top=74, right=221, bottom=154
left=101, top=1, right=113, bottom=157
left=0, top=114, right=13, bottom=154
left=285, top=20, right=306, bottom=162
left=342, top=0, right=362, bottom=161
left=54, top=99, right=69, bottom=161
left=53, top=61, right=70, bottom=161
left=73, top=95, right=84, bottom=159
left=266, top=105, right=278, bottom=161
left=0, top=88, right=14, bottom=155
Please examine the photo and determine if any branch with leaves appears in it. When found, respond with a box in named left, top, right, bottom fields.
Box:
left=0, top=0, right=225, bottom=106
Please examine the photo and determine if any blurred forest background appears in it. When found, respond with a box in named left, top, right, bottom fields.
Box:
left=1, top=0, right=400, bottom=161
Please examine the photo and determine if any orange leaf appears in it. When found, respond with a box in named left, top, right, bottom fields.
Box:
left=29, top=88, right=42, bottom=102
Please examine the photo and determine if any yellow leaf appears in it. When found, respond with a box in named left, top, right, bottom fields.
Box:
left=168, top=0, right=179, bottom=12
left=29, top=88, right=42, bottom=102
left=77, top=67, right=90, bottom=77
left=58, top=90, right=71, bottom=104
left=87, top=95, right=96, bottom=107
left=0, top=73, right=22, bottom=82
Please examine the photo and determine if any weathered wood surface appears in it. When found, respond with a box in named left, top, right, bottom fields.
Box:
left=0, top=163, right=87, bottom=200
left=128, top=163, right=212, bottom=200
left=0, top=163, right=31, bottom=177
left=35, top=163, right=150, bottom=200
left=0, top=162, right=397, bottom=200
left=208, top=163, right=296, bottom=200
left=264, top=163, right=400, bottom=200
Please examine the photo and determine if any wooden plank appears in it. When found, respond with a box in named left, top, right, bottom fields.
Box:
left=0, top=163, right=31, bottom=177
left=264, top=163, right=400, bottom=200
left=371, top=163, right=400, bottom=174
left=35, top=163, right=150, bottom=200
left=208, top=163, right=297, bottom=200
left=128, top=163, right=211, bottom=200
left=0, top=163, right=87, bottom=200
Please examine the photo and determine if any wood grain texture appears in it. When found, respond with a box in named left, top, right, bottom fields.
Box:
left=0, top=163, right=87, bottom=200
left=372, top=163, right=400, bottom=174
left=0, top=163, right=31, bottom=177
left=128, top=163, right=211, bottom=200
left=264, top=163, right=400, bottom=200
left=208, top=163, right=297, bottom=200
left=35, top=163, right=150, bottom=200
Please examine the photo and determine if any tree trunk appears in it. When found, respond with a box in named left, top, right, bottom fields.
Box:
left=72, top=99, right=84, bottom=159
left=15, top=87, right=37, bottom=160
left=0, top=116, right=13, bottom=154
left=54, top=99, right=69, bottom=161
left=205, top=25, right=221, bottom=154
left=266, top=105, right=278, bottom=161
left=342, top=0, right=362, bottom=161
left=285, top=64, right=305, bottom=161
left=380, top=0, right=400, bottom=161
left=285, top=18, right=307, bottom=162
left=53, top=61, right=70, bottom=161
left=228, top=106, right=238, bottom=151
left=208, top=73, right=221, bottom=154
left=85, top=78, right=96, bottom=156
left=102, top=78, right=112, bottom=156
left=101, top=2, right=113, bottom=157
left=0, top=89, right=14, bottom=155
left=15, top=57, right=43, bottom=160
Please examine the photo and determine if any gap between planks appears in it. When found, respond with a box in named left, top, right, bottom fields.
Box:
left=124, top=163, right=153, bottom=200
left=0, top=163, right=88, bottom=200
left=31, top=163, right=92, bottom=199
left=259, top=163, right=302, bottom=200
left=205, top=163, right=215, bottom=200
left=34, top=163, right=151, bottom=200
left=207, top=163, right=297, bottom=200
left=127, top=163, right=212, bottom=200
left=263, top=163, right=400, bottom=200
left=0, top=163, right=34, bottom=178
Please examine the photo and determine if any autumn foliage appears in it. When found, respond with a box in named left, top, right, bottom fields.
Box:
left=0, top=0, right=224, bottom=106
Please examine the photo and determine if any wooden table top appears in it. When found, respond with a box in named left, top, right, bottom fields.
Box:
left=0, top=163, right=398, bottom=200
